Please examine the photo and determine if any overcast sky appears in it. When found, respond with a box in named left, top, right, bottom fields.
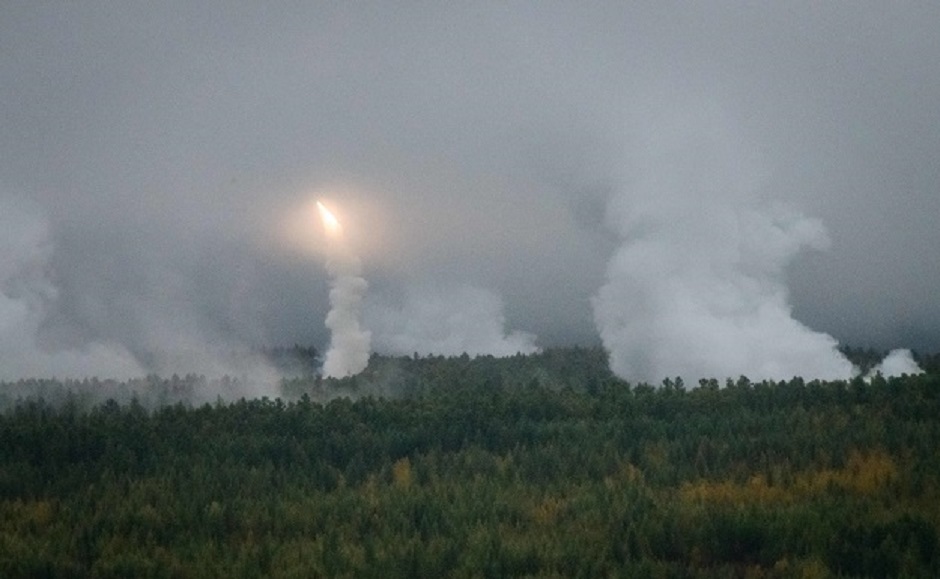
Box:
left=2, top=2, right=939, bottom=379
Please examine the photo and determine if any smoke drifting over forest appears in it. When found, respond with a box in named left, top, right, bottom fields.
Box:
left=366, top=285, right=538, bottom=358
left=869, top=349, right=923, bottom=380
left=0, top=200, right=143, bottom=380
left=593, top=106, right=857, bottom=382
left=2, top=3, right=939, bottom=383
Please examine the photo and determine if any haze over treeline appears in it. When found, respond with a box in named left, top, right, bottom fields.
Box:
left=2, top=3, right=939, bottom=382
left=0, top=347, right=931, bottom=412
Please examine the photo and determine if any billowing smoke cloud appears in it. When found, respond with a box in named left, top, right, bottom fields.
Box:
left=366, top=284, right=538, bottom=357
left=0, top=200, right=143, bottom=380
left=868, top=349, right=923, bottom=379
left=0, top=199, right=282, bottom=397
left=321, top=256, right=371, bottom=377
left=593, top=105, right=856, bottom=383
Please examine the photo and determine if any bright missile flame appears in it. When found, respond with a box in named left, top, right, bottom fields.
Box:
left=317, top=201, right=342, bottom=236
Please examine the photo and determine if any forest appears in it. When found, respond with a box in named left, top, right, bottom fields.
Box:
left=1, top=347, right=938, bottom=577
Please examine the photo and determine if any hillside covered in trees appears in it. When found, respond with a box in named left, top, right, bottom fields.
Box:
left=1, top=348, right=938, bottom=577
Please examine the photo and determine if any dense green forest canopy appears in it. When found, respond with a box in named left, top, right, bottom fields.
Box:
left=1, top=347, right=938, bottom=577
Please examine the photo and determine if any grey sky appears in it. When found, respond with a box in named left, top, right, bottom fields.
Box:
left=2, top=2, right=939, bottom=378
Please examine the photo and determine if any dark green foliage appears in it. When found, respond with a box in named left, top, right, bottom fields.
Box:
left=1, top=348, right=939, bottom=576
left=828, top=514, right=938, bottom=577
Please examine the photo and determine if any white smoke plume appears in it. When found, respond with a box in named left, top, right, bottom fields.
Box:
left=0, top=200, right=143, bottom=380
left=0, top=200, right=283, bottom=399
left=867, top=349, right=923, bottom=379
left=366, top=284, right=538, bottom=357
left=322, top=256, right=371, bottom=377
left=318, top=201, right=372, bottom=378
left=593, top=104, right=856, bottom=383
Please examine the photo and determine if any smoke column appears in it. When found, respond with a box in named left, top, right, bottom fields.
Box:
left=868, top=349, right=923, bottom=379
left=592, top=105, right=856, bottom=383
left=317, top=202, right=371, bottom=377
left=0, top=200, right=143, bottom=379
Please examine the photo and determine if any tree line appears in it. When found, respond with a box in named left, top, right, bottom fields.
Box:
left=0, top=347, right=938, bottom=576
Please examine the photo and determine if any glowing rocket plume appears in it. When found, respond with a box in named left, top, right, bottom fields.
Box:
left=317, top=201, right=342, bottom=236
left=317, top=199, right=371, bottom=378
